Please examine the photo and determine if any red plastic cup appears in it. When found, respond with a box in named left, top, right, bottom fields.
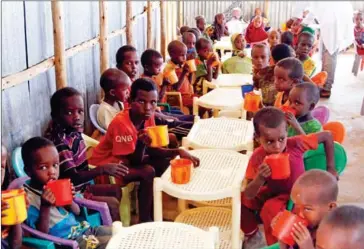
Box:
left=280, top=106, right=297, bottom=116
left=170, top=159, right=192, bottom=184
left=45, top=179, right=73, bottom=206
left=264, top=153, right=290, bottom=179
left=272, top=210, right=309, bottom=246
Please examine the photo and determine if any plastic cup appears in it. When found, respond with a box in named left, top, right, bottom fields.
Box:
left=1, top=189, right=28, bottom=225
left=271, top=210, right=309, bottom=246
left=264, top=153, right=291, bottom=180
left=241, top=84, right=254, bottom=98
left=164, top=70, right=179, bottom=84
left=208, top=52, right=220, bottom=67
left=243, top=92, right=261, bottom=112
left=186, top=59, right=197, bottom=72
left=146, top=125, right=170, bottom=148
left=46, top=179, right=73, bottom=206
left=280, top=106, right=297, bottom=116
left=152, top=73, right=164, bottom=86
left=170, top=159, right=193, bottom=184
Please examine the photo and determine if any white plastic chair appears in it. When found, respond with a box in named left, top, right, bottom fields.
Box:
left=89, top=104, right=106, bottom=134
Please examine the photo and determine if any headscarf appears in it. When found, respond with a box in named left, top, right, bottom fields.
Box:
left=212, top=14, right=227, bottom=41
left=231, top=33, right=244, bottom=54
left=245, top=17, right=268, bottom=44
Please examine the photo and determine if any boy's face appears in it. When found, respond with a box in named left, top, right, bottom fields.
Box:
left=197, top=43, right=212, bottom=60
left=197, top=19, right=206, bottom=32
left=256, top=121, right=287, bottom=155
left=316, top=224, right=360, bottom=249
left=184, top=34, right=196, bottom=50
left=253, top=16, right=263, bottom=28
left=274, top=66, right=295, bottom=92
left=145, top=56, right=163, bottom=76
left=291, top=184, right=336, bottom=228
left=111, top=81, right=131, bottom=103
left=131, top=89, right=158, bottom=120
left=354, top=14, right=363, bottom=27
left=28, top=146, right=60, bottom=185
left=296, top=35, right=314, bottom=57
left=289, top=87, right=313, bottom=118
left=58, top=95, right=84, bottom=133
left=268, top=32, right=280, bottom=48
left=119, top=51, right=139, bottom=81
left=170, top=45, right=187, bottom=65
left=234, top=34, right=245, bottom=51
left=252, top=47, right=269, bottom=70
left=216, top=14, right=225, bottom=25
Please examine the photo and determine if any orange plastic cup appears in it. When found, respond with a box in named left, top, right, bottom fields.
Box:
left=1, top=189, right=28, bottom=225
left=164, top=70, right=179, bottom=84
left=186, top=59, right=197, bottom=72
left=323, top=121, right=345, bottom=144
left=280, top=106, right=297, bottom=116
left=265, top=153, right=291, bottom=179
left=46, top=179, right=73, bottom=206
left=146, top=125, right=170, bottom=148
left=243, top=92, right=261, bottom=112
left=272, top=210, right=309, bottom=246
left=208, top=52, right=220, bottom=67
left=311, top=71, right=327, bottom=87
left=170, top=158, right=192, bottom=184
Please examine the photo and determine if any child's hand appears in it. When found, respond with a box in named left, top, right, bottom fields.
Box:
left=102, top=163, right=129, bottom=178
left=186, top=53, right=195, bottom=61
left=138, top=129, right=152, bottom=146
left=70, top=183, right=76, bottom=197
left=178, top=149, right=200, bottom=167
left=285, top=112, right=299, bottom=127
left=182, top=63, right=190, bottom=74
left=257, top=163, right=271, bottom=180
left=1, top=200, right=10, bottom=218
left=327, top=168, right=339, bottom=180
left=291, top=222, right=315, bottom=249
left=206, top=54, right=216, bottom=67
left=41, top=188, right=56, bottom=206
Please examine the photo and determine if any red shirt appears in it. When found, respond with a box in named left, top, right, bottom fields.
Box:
left=354, top=26, right=364, bottom=55
left=245, top=134, right=318, bottom=195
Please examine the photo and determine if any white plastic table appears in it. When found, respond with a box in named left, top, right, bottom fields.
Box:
left=154, top=149, right=249, bottom=249
left=204, top=74, right=253, bottom=93
left=106, top=221, right=218, bottom=249
left=213, top=41, right=233, bottom=55
left=182, top=117, right=254, bottom=151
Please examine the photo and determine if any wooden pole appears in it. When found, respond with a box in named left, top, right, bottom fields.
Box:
left=160, top=0, right=166, bottom=60
left=177, top=0, right=183, bottom=30
left=51, top=0, right=67, bottom=89
left=147, top=0, right=152, bottom=48
left=264, top=0, right=269, bottom=20
left=126, top=0, right=133, bottom=45
left=99, top=0, right=109, bottom=74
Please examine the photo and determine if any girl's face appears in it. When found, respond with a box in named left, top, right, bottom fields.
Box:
left=216, top=14, right=225, bottom=25
left=197, top=18, right=206, bottom=32
left=253, top=16, right=263, bottom=28
left=291, top=19, right=302, bottom=34
left=234, top=34, right=245, bottom=51
left=268, top=31, right=280, bottom=48
left=354, top=14, right=363, bottom=27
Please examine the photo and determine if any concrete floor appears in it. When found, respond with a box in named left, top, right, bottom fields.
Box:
left=321, top=51, right=364, bottom=205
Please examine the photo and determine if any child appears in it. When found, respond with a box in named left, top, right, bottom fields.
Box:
left=277, top=169, right=338, bottom=249
left=268, top=30, right=281, bottom=49
left=291, top=18, right=303, bottom=47
left=271, top=44, right=293, bottom=64
left=281, top=31, right=296, bottom=57
left=182, top=32, right=197, bottom=60
left=353, top=11, right=364, bottom=76
left=116, top=45, right=139, bottom=82
left=195, top=15, right=206, bottom=34
left=245, top=15, right=269, bottom=45
left=188, top=28, right=201, bottom=41
left=1, top=145, right=22, bottom=249
left=316, top=205, right=364, bottom=249
left=205, top=13, right=229, bottom=42
left=179, top=26, right=190, bottom=36
left=241, top=107, right=336, bottom=247
left=286, top=83, right=322, bottom=137
left=296, top=32, right=316, bottom=77
left=89, top=78, right=200, bottom=222
left=164, top=40, right=195, bottom=109
left=274, top=57, right=304, bottom=108
left=22, top=137, right=112, bottom=249
left=195, top=37, right=219, bottom=95
left=97, top=68, right=131, bottom=130
left=222, top=33, right=252, bottom=74
left=251, top=43, right=276, bottom=106
left=45, top=87, right=126, bottom=221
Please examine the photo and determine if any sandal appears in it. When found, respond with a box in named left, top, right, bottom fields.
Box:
left=320, top=89, right=331, bottom=98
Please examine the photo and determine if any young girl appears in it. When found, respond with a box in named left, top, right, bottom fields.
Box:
left=353, top=11, right=364, bottom=75
left=204, top=13, right=229, bottom=42
left=245, top=16, right=268, bottom=45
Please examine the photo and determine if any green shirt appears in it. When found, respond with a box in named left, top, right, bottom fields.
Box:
left=287, top=118, right=322, bottom=137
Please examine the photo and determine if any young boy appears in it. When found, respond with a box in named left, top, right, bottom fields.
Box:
left=89, top=78, right=199, bottom=222
left=316, top=205, right=364, bottom=249
left=116, top=45, right=139, bottom=82
left=251, top=43, right=276, bottom=106
left=274, top=57, right=304, bottom=108
left=277, top=169, right=338, bottom=249
left=296, top=32, right=316, bottom=77
left=97, top=68, right=131, bottom=130
left=194, top=37, right=219, bottom=95
left=286, top=83, right=322, bottom=137
left=45, top=87, right=127, bottom=221
left=241, top=107, right=337, bottom=247
left=22, top=137, right=111, bottom=249
left=271, top=44, right=293, bottom=64
left=182, top=32, right=197, bottom=60
left=1, top=145, right=22, bottom=249
left=268, top=30, right=281, bottom=49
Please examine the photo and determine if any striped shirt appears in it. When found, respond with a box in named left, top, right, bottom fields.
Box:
left=45, top=122, right=89, bottom=192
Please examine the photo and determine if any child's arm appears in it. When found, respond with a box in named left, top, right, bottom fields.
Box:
left=159, top=79, right=169, bottom=102
left=212, top=65, right=220, bottom=79
left=64, top=183, right=80, bottom=215
left=302, top=74, right=314, bottom=84
left=243, top=163, right=271, bottom=199
left=291, top=223, right=315, bottom=249
left=286, top=113, right=306, bottom=135
left=316, top=131, right=336, bottom=178
left=37, top=188, right=56, bottom=234
left=205, top=55, right=217, bottom=82
left=147, top=147, right=200, bottom=167
left=126, top=130, right=149, bottom=165
left=8, top=224, right=22, bottom=249
left=172, top=64, right=189, bottom=91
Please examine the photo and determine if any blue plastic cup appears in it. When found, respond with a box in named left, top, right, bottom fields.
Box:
left=241, top=84, right=254, bottom=98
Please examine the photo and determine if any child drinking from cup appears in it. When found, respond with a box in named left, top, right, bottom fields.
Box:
left=241, top=107, right=337, bottom=247
left=275, top=169, right=338, bottom=249
left=296, top=32, right=316, bottom=77
left=89, top=78, right=199, bottom=222
left=316, top=205, right=364, bottom=249
left=45, top=87, right=126, bottom=221
left=286, top=83, right=322, bottom=137
left=274, top=58, right=304, bottom=108
left=22, top=137, right=112, bottom=249
left=1, top=145, right=22, bottom=249
left=182, top=32, right=197, bottom=60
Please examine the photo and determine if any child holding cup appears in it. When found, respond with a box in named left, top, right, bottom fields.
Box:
left=241, top=107, right=337, bottom=247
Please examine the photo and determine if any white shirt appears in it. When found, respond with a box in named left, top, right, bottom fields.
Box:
left=226, top=19, right=248, bottom=34
left=97, top=101, right=123, bottom=130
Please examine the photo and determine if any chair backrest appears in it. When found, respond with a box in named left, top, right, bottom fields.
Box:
left=89, top=104, right=107, bottom=134
left=11, top=147, right=27, bottom=178
left=323, top=121, right=346, bottom=144
left=8, top=176, right=30, bottom=190
left=312, top=106, right=330, bottom=125
left=304, top=142, right=347, bottom=175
